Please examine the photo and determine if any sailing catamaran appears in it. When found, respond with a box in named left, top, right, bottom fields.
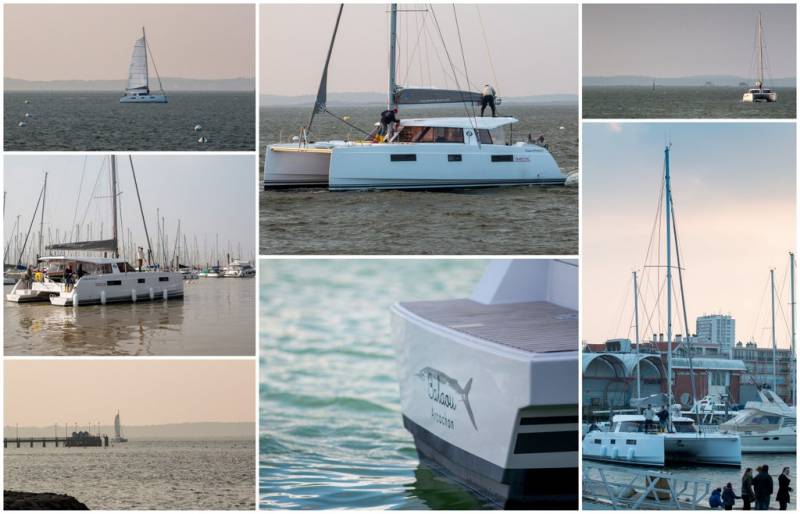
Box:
left=112, top=410, right=129, bottom=443
left=582, top=145, right=742, bottom=468
left=6, top=156, right=183, bottom=306
left=742, top=13, right=777, bottom=103
left=120, top=27, right=168, bottom=103
left=264, top=4, right=565, bottom=191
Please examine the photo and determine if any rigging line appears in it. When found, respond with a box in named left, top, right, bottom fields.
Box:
left=77, top=156, right=107, bottom=232
left=404, top=7, right=428, bottom=86
left=145, top=33, right=166, bottom=94
left=70, top=156, right=88, bottom=242
left=324, top=109, right=371, bottom=137
left=449, top=5, right=479, bottom=135
left=475, top=5, right=500, bottom=95
left=750, top=274, right=770, bottom=341
left=428, top=4, right=476, bottom=126
left=611, top=273, right=632, bottom=339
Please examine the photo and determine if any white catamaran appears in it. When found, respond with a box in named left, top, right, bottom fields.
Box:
left=742, top=13, right=777, bottom=103
left=264, top=4, right=565, bottom=191
left=120, top=27, right=168, bottom=103
left=6, top=156, right=183, bottom=306
left=112, top=410, right=129, bottom=443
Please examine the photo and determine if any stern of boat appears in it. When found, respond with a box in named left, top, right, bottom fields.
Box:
left=264, top=144, right=332, bottom=188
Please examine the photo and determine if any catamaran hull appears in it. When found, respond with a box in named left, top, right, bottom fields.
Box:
left=583, top=431, right=741, bottom=467
left=264, top=145, right=331, bottom=187
left=662, top=435, right=741, bottom=466
left=392, top=303, right=578, bottom=509
left=47, top=272, right=184, bottom=306
left=329, top=143, right=565, bottom=191
left=742, top=92, right=777, bottom=102
left=119, top=95, right=168, bottom=103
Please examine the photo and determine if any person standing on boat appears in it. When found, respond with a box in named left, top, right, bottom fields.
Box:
left=481, top=84, right=497, bottom=117
left=377, top=108, right=399, bottom=142
left=64, top=266, right=74, bottom=292
left=643, top=404, right=655, bottom=432
left=776, top=467, right=791, bottom=510
left=137, top=246, right=145, bottom=271
left=657, top=405, right=669, bottom=432
left=23, top=266, right=33, bottom=288
left=753, top=465, right=774, bottom=510
left=742, top=468, right=755, bottom=510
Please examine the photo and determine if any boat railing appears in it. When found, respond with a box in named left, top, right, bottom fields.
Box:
left=583, top=463, right=712, bottom=510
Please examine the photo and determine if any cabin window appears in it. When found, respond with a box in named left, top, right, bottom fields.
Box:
left=477, top=129, right=493, bottom=144
left=391, top=154, right=416, bottom=162
left=100, top=264, right=113, bottom=274
left=593, top=439, right=601, bottom=444
left=158, top=277, right=170, bottom=282
left=396, top=126, right=464, bottom=144
left=448, top=154, right=462, bottom=162
left=492, top=155, right=514, bottom=162
left=106, top=280, right=122, bottom=286
left=626, top=439, right=637, bottom=445
left=137, top=279, right=146, bottom=284
left=117, top=262, right=135, bottom=272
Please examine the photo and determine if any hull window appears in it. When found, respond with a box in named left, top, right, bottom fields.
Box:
left=106, top=280, right=122, bottom=286
left=448, top=154, right=462, bottom=162
left=137, top=278, right=146, bottom=284
left=492, top=155, right=513, bottom=162
left=158, top=277, right=170, bottom=282
left=391, top=154, right=416, bottom=162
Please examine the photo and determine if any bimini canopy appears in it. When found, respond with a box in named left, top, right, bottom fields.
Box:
left=47, top=239, right=117, bottom=253
left=394, top=87, right=482, bottom=106
left=399, top=117, right=517, bottom=130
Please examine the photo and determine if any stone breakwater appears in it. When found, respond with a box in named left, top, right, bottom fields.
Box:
left=4, top=491, right=89, bottom=510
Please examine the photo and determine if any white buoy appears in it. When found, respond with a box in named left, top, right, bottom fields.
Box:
left=24, top=100, right=30, bottom=104
left=100, top=291, right=107, bottom=305
left=194, top=124, right=202, bottom=132
left=24, top=112, right=31, bottom=118
left=18, top=121, right=26, bottom=127
left=559, top=126, right=565, bottom=130
left=198, top=136, right=207, bottom=144
left=149, top=287, right=155, bottom=300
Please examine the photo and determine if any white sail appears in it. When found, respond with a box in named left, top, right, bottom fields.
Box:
left=127, top=37, right=149, bottom=94
left=114, top=412, right=121, bottom=438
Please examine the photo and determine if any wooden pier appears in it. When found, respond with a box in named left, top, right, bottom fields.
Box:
left=4, top=434, right=109, bottom=448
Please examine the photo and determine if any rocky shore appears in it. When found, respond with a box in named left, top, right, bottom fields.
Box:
left=4, top=491, right=89, bottom=510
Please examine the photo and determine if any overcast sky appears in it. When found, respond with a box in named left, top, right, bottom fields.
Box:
left=583, top=4, right=796, bottom=78
left=261, top=3, right=578, bottom=97
left=4, top=155, right=255, bottom=260
left=5, top=360, right=255, bottom=426
left=582, top=123, right=795, bottom=349
left=5, top=4, right=255, bottom=81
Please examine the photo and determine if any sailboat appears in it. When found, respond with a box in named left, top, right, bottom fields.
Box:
left=264, top=4, right=565, bottom=191
left=6, top=156, right=183, bottom=306
left=582, top=145, right=741, bottom=468
left=742, top=13, right=777, bottom=103
left=112, top=410, right=128, bottom=443
left=120, top=27, right=168, bottom=103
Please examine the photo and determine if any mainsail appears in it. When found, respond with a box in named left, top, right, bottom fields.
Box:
left=114, top=412, right=122, bottom=438
left=127, top=35, right=149, bottom=94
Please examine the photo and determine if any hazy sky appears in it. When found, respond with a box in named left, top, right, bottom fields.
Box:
left=5, top=4, right=255, bottom=81
left=5, top=360, right=255, bottom=426
left=583, top=123, right=795, bottom=349
left=4, top=155, right=256, bottom=260
left=261, top=4, right=578, bottom=97
left=583, top=4, right=796, bottom=77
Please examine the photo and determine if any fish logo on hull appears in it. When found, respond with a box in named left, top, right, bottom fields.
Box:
left=415, top=367, right=477, bottom=430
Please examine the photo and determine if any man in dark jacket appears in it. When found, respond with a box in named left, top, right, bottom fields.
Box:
left=377, top=108, right=399, bottom=142
left=753, top=465, right=774, bottom=510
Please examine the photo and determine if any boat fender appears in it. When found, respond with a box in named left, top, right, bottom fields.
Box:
left=131, top=289, right=137, bottom=303
left=149, top=287, right=155, bottom=300
left=100, top=291, right=107, bottom=305
left=73, top=294, right=79, bottom=308
left=601, top=445, right=608, bottom=457
left=626, top=447, right=635, bottom=460
left=611, top=447, right=619, bottom=459
left=163, top=289, right=168, bottom=301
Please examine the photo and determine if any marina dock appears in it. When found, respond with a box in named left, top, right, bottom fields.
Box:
left=4, top=433, right=109, bottom=448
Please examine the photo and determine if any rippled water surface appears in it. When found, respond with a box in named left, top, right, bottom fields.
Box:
left=260, top=104, right=578, bottom=255
left=260, top=259, right=493, bottom=509
left=5, top=440, right=255, bottom=510
left=4, top=278, right=255, bottom=356
left=583, top=86, right=797, bottom=119
left=5, top=92, right=255, bottom=151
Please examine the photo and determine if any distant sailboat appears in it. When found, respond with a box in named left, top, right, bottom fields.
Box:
left=742, top=13, right=777, bottom=103
left=120, top=27, right=168, bottom=103
left=112, top=410, right=128, bottom=443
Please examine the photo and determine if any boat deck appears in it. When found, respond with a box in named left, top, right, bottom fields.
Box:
left=398, top=299, right=577, bottom=353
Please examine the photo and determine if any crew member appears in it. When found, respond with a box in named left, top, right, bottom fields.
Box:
left=481, top=84, right=497, bottom=117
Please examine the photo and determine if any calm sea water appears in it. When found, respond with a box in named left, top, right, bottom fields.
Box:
left=4, top=440, right=255, bottom=510
left=5, top=92, right=255, bottom=151
left=260, top=259, right=494, bottom=509
left=259, top=103, right=578, bottom=255
left=583, top=86, right=797, bottom=119
left=4, top=278, right=254, bottom=356
left=583, top=455, right=796, bottom=510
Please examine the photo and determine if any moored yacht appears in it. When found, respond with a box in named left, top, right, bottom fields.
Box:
left=742, top=13, right=777, bottom=103
left=264, top=4, right=565, bottom=191
left=223, top=259, right=256, bottom=278
left=719, top=389, right=796, bottom=453
left=393, top=259, right=578, bottom=508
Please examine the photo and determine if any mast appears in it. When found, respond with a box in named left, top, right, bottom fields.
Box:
left=38, top=172, right=47, bottom=259
left=665, top=144, right=674, bottom=410
left=757, top=13, right=764, bottom=86
left=111, top=156, right=119, bottom=258
left=633, top=270, right=641, bottom=400
left=770, top=268, right=777, bottom=392
left=791, top=252, right=796, bottom=405
left=388, top=3, right=398, bottom=110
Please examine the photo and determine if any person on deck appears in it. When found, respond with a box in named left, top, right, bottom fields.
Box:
left=377, top=108, right=399, bottom=142
left=64, top=266, right=74, bottom=292
left=481, top=84, right=497, bottom=117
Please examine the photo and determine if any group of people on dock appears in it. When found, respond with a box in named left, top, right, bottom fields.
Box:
left=709, top=465, right=792, bottom=510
